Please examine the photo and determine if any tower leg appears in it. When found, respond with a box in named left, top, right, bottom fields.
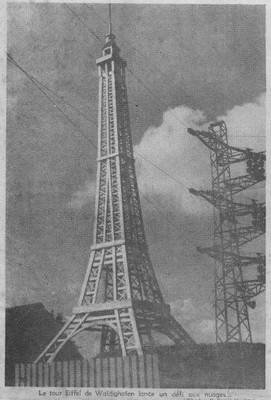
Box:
left=35, top=306, right=145, bottom=363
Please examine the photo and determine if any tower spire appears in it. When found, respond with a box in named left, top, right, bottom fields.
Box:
left=109, top=3, right=112, bottom=35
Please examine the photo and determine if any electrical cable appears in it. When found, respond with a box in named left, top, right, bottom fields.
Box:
left=139, top=190, right=207, bottom=249
left=7, top=53, right=97, bottom=150
left=63, top=4, right=103, bottom=44
left=31, top=76, right=97, bottom=126
left=135, top=152, right=188, bottom=189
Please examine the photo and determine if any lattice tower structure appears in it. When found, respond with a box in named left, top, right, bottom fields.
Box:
left=188, top=121, right=265, bottom=343
left=35, top=31, right=194, bottom=363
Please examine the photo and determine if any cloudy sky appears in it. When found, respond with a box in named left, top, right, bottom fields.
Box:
left=6, top=3, right=265, bottom=345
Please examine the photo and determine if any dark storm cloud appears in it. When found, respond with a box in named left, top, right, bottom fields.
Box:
left=7, top=3, right=265, bottom=342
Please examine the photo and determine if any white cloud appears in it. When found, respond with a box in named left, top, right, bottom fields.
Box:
left=135, top=106, right=212, bottom=215
left=218, top=92, right=265, bottom=153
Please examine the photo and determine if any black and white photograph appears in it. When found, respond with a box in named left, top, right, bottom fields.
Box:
left=2, top=1, right=269, bottom=398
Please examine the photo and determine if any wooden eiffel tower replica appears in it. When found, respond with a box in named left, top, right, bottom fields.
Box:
left=35, top=19, right=194, bottom=364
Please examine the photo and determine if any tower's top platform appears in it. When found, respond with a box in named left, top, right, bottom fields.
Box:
left=96, top=31, right=126, bottom=67
left=96, top=5, right=126, bottom=67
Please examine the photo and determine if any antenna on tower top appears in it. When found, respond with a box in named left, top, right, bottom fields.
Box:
left=109, top=3, right=112, bottom=35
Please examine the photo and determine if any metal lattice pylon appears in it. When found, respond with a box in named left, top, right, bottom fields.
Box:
left=188, top=121, right=265, bottom=343
left=35, top=31, right=194, bottom=363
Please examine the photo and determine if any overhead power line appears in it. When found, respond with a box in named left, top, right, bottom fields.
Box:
left=127, top=68, right=187, bottom=129
left=30, top=76, right=97, bottom=126
left=139, top=190, right=203, bottom=249
left=63, top=4, right=103, bottom=44
left=7, top=53, right=97, bottom=150
left=135, top=152, right=188, bottom=189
